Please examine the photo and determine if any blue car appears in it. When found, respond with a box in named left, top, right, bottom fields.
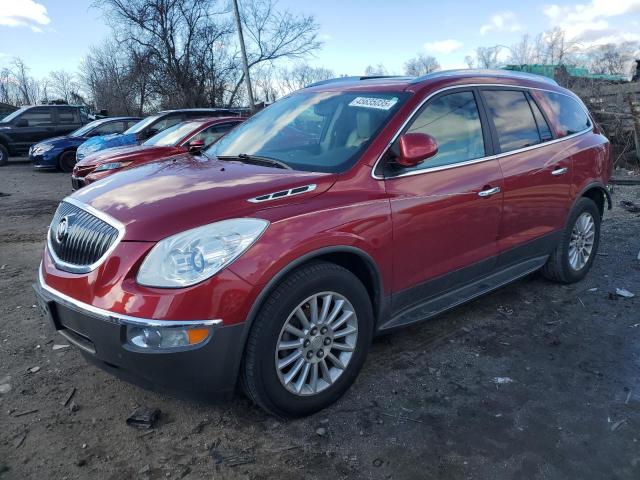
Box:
left=30, top=117, right=141, bottom=172
left=75, top=108, right=238, bottom=163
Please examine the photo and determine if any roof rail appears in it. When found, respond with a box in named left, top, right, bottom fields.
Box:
left=305, top=75, right=411, bottom=88
left=410, top=69, right=559, bottom=86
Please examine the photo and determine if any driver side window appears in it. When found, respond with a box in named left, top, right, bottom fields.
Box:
left=402, top=91, right=485, bottom=171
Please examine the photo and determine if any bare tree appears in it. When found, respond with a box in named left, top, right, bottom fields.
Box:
left=49, top=70, right=80, bottom=103
left=279, top=63, right=334, bottom=93
left=404, top=54, right=440, bottom=76
left=468, top=46, right=503, bottom=69
left=11, top=58, right=39, bottom=105
left=584, top=42, right=639, bottom=76
left=364, top=63, right=389, bottom=76
left=226, top=0, right=321, bottom=106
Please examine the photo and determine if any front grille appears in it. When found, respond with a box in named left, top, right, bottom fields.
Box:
left=48, top=201, right=120, bottom=272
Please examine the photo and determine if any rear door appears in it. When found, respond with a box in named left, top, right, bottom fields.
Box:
left=380, top=88, right=504, bottom=313
left=479, top=87, right=571, bottom=265
left=11, top=107, right=56, bottom=152
left=55, top=107, right=82, bottom=136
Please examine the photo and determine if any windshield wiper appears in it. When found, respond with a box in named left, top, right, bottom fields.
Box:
left=217, top=153, right=292, bottom=170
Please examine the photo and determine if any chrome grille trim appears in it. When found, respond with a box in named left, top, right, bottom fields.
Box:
left=47, top=197, right=125, bottom=274
left=248, top=184, right=317, bottom=203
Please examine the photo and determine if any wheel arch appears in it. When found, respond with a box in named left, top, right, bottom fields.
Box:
left=57, top=148, right=78, bottom=169
left=576, top=182, right=612, bottom=217
left=230, top=246, right=387, bottom=389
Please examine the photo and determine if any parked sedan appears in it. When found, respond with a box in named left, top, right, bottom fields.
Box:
left=71, top=117, right=244, bottom=189
left=30, top=117, right=141, bottom=172
left=75, top=108, right=240, bottom=162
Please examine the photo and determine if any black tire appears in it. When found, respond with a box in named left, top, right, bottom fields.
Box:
left=58, top=151, right=76, bottom=173
left=0, top=144, right=8, bottom=166
left=541, top=197, right=601, bottom=283
left=241, top=261, right=373, bottom=418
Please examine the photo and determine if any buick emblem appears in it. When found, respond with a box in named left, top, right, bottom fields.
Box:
left=55, top=215, right=72, bottom=243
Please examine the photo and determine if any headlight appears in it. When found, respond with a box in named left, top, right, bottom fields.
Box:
left=33, top=144, right=54, bottom=154
left=137, top=218, right=269, bottom=288
left=94, top=161, right=130, bottom=172
left=126, top=324, right=211, bottom=350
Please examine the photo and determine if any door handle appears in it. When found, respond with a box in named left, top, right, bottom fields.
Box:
left=551, top=167, right=568, bottom=176
left=478, top=186, right=501, bottom=198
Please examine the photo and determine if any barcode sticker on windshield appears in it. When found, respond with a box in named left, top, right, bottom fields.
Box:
left=349, top=97, right=398, bottom=110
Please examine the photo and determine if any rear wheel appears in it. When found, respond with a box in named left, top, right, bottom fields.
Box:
left=58, top=151, right=76, bottom=173
left=541, top=197, right=601, bottom=283
left=0, top=144, right=8, bottom=166
left=241, top=261, right=373, bottom=418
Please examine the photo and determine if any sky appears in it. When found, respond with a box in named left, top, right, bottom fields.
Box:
left=1, top=0, right=639, bottom=78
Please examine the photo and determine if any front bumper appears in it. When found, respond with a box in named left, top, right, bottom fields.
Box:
left=34, top=269, right=245, bottom=398
left=30, top=151, right=59, bottom=169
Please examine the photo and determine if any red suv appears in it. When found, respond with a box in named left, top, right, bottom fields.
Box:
left=35, top=70, right=612, bottom=417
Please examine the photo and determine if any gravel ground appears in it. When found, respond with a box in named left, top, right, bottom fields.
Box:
left=0, top=158, right=639, bottom=479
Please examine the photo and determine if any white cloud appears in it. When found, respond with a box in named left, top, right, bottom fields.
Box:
left=0, top=0, right=50, bottom=32
left=423, top=39, right=464, bottom=55
left=480, top=11, right=522, bottom=35
left=543, top=0, right=640, bottom=41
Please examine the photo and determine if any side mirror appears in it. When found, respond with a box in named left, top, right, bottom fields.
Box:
left=187, top=139, right=205, bottom=153
left=396, top=133, right=438, bottom=167
left=15, top=119, right=28, bottom=127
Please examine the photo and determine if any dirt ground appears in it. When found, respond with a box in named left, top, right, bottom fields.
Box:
left=0, top=158, right=639, bottom=479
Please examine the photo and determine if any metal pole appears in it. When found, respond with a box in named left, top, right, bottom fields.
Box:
left=232, top=0, right=255, bottom=112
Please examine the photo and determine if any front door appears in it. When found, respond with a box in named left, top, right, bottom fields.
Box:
left=378, top=89, right=504, bottom=314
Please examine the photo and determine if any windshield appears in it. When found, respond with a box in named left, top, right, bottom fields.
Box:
left=124, top=115, right=159, bottom=134
left=143, top=121, right=198, bottom=147
left=2, top=107, right=28, bottom=123
left=207, top=91, right=407, bottom=173
left=70, top=118, right=110, bottom=137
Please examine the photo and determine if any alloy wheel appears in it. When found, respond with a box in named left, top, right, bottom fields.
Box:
left=275, top=292, right=358, bottom=396
left=568, top=212, right=595, bottom=271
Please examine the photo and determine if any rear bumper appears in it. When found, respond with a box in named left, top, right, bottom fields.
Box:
left=33, top=268, right=245, bottom=399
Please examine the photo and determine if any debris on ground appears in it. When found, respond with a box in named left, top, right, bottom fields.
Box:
left=126, top=406, right=161, bottom=429
left=68, top=401, right=80, bottom=413
left=620, top=200, right=640, bottom=213
left=588, top=288, right=598, bottom=292
left=60, top=387, right=76, bottom=406
left=13, top=409, right=38, bottom=417
left=209, top=448, right=256, bottom=467
left=616, top=288, right=635, bottom=298
left=27, top=366, right=40, bottom=374
left=611, top=419, right=627, bottom=432
left=316, top=427, right=327, bottom=436
left=0, top=381, right=11, bottom=395
left=52, top=344, right=70, bottom=351
left=13, top=431, right=27, bottom=449
left=493, top=377, right=514, bottom=385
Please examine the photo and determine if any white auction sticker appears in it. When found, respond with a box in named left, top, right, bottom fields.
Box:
left=348, top=97, right=398, bottom=110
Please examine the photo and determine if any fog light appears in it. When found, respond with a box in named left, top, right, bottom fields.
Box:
left=126, top=325, right=210, bottom=350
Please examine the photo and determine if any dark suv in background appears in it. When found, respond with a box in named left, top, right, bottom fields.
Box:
left=0, top=105, right=90, bottom=165
left=30, top=117, right=141, bottom=172
left=75, top=108, right=243, bottom=162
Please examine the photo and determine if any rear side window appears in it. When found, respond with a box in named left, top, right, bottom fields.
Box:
left=535, top=91, right=591, bottom=137
left=191, top=122, right=238, bottom=146
left=20, top=108, right=53, bottom=126
left=402, top=91, right=485, bottom=170
left=58, top=107, right=80, bottom=124
left=482, top=90, right=540, bottom=153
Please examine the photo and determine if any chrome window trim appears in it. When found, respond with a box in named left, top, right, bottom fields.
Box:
left=47, top=197, right=126, bottom=274
left=38, top=265, right=221, bottom=328
left=371, top=83, right=592, bottom=180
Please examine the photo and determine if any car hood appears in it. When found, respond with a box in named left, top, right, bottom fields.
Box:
left=76, top=145, right=179, bottom=167
left=77, top=132, right=138, bottom=158
left=70, top=153, right=337, bottom=241
left=36, top=136, right=86, bottom=148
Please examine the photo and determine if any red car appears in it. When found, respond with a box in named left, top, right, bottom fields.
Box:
left=35, top=70, right=612, bottom=417
left=71, top=117, right=244, bottom=189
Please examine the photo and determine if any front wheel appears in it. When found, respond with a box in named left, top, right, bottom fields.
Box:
left=0, top=144, right=8, bottom=166
left=541, top=197, right=601, bottom=283
left=241, top=261, right=373, bottom=418
left=58, top=151, right=76, bottom=173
